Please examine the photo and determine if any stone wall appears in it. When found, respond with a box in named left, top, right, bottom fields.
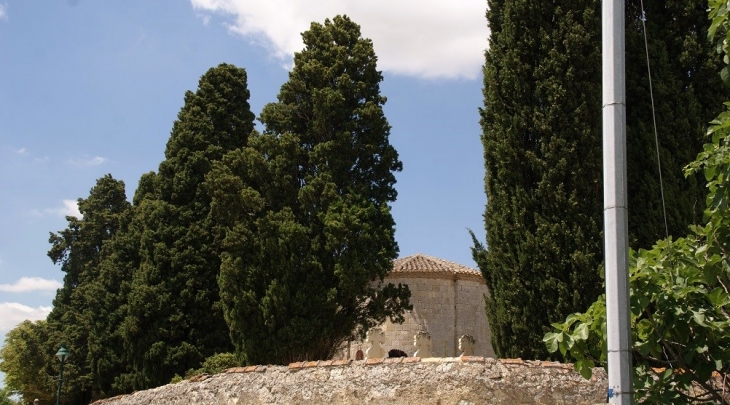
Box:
left=91, top=357, right=607, bottom=405
left=453, top=278, right=491, bottom=357
left=347, top=276, right=494, bottom=359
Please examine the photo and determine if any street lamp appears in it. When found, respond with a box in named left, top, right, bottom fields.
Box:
left=55, top=345, right=70, bottom=405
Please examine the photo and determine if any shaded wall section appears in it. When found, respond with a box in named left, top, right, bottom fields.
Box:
left=348, top=276, right=493, bottom=358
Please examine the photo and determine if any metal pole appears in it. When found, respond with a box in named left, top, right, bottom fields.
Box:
left=602, top=0, right=633, bottom=403
left=55, top=359, right=64, bottom=405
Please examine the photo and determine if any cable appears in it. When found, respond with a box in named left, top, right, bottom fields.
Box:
left=639, top=0, right=670, bottom=240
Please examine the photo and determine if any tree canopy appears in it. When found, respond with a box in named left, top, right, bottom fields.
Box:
left=625, top=0, right=726, bottom=249
left=0, top=320, right=55, bottom=404
left=475, top=0, right=604, bottom=359
left=85, top=196, right=138, bottom=396
left=45, top=174, right=132, bottom=403
left=207, top=15, right=411, bottom=365
left=545, top=2, right=730, bottom=402
left=475, top=0, right=727, bottom=359
left=120, top=63, right=255, bottom=389
left=545, top=108, right=730, bottom=403
left=0, top=387, right=19, bottom=405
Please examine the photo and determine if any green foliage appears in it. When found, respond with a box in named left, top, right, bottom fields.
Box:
left=5, top=53, right=405, bottom=397
left=169, top=374, right=184, bottom=384
left=476, top=0, right=726, bottom=359
left=197, top=353, right=238, bottom=375
left=625, top=0, right=726, bottom=250
left=546, top=99, right=730, bottom=405
left=121, top=63, right=255, bottom=389
left=543, top=299, right=606, bottom=381
left=173, top=352, right=239, bottom=381
left=476, top=0, right=604, bottom=359
left=86, top=200, right=138, bottom=397
left=0, top=321, right=55, bottom=404
left=46, top=174, right=132, bottom=403
left=0, top=387, right=19, bottom=405
left=546, top=3, right=730, bottom=403
left=709, top=0, right=730, bottom=88
left=207, top=15, right=411, bottom=366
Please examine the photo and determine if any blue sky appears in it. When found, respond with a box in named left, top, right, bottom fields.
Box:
left=0, top=0, right=489, bottom=368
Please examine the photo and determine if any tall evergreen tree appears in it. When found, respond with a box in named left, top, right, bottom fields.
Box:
left=476, top=0, right=726, bottom=359
left=475, top=0, right=605, bottom=359
left=85, top=203, right=138, bottom=397
left=46, top=174, right=131, bottom=403
left=121, top=63, right=255, bottom=389
left=625, top=1, right=726, bottom=248
left=206, top=15, right=410, bottom=365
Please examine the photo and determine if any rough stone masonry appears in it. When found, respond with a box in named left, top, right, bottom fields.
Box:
left=91, top=357, right=607, bottom=405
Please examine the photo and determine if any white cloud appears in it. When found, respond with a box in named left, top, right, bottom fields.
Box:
left=196, top=13, right=211, bottom=27
left=31, top=199, right=82, bottom=218
left=190, top=0, right=489, bottom=80
left=69, top=155, right=108, bottom=166
left=0, top=303, right=51, bottom=333
left=0, top=4, right=7, bottom=21
left=0, top=277, right=62, bottom=293
left=56, top=199, right=82, bottom=218
left=8, top=147, right=50, bottom=163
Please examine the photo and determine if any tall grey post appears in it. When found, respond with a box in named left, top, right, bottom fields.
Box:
left=602, top=0, right=633, bottom=403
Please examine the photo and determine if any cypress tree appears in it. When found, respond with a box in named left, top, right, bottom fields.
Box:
left=625, top=0, right=726, bottom=249
left=206, top=15, right=411, bottom=365
left=86, top=202, right=138, bottom=396
left=121, top=63, right=255, bottom=388
left=46, top=174, right=131, bottom=403
left=476, top=0, right=726, bottom=359
left=475, top=0, right=604, bottom=359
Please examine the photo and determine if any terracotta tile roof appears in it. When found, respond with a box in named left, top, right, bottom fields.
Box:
left=389, top=254, right=485, bottom=283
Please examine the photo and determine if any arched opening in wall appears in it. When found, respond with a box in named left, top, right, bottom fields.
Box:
left=355, top=350, right=364, bottom=360
left=388, top=349, right=407, bottom=358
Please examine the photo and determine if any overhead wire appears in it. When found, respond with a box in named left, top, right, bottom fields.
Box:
left=639, top=0, right=670, bottom=241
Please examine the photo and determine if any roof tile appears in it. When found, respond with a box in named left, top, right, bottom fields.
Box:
left=390, top=254, right=483, bottom=282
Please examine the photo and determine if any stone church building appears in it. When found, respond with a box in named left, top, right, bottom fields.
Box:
left=346, top=253, right=495, bottom=359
